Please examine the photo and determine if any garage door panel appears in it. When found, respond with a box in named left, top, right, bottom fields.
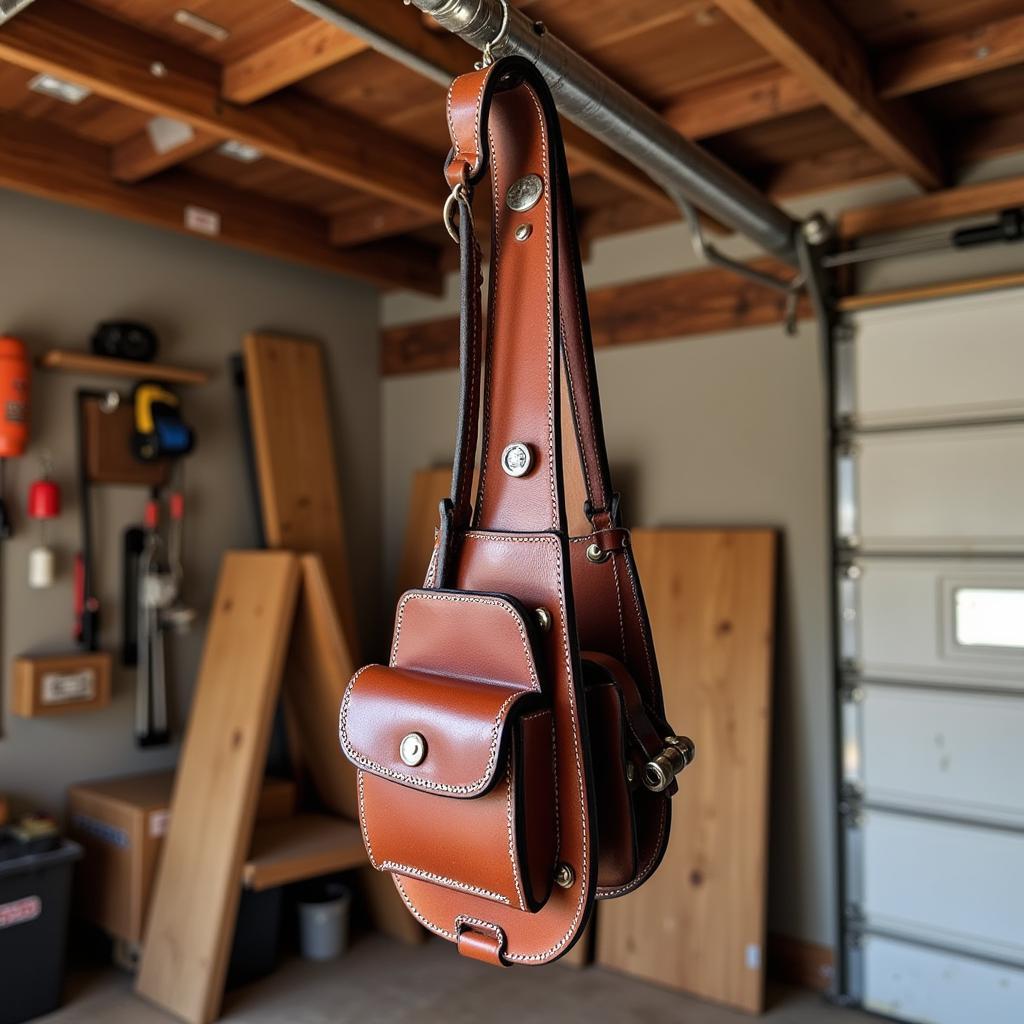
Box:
left=841, top=424, right=1024, bottom=553
left=844, top=684, right=1024, bottom=826
left=846, top=557, right=1024, bottom=688
left=853, top=810, right=1024, bottom=964
left=839, top=290, right=1024, bottom=428
left=861, top=935, right=1024, bottom=1024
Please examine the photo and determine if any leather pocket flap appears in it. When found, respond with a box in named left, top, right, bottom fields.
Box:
left=340, top=665, right=539, bottom=798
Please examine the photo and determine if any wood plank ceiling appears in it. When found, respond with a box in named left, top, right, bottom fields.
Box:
left=1, top=0, right=1023, bottom=293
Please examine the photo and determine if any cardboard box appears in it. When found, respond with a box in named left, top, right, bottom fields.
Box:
left=67, top=771, right=295, bottom=943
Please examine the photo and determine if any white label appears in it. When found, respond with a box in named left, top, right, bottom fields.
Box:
left=41, top=669, right=96, bottom=705
left=955, top=588, right=1024, bottom=649
left=184, top=205, right=220, bottom=236
left=0, top=896, right=42, bottom=930
left=745, top=943, right=762, bottom=970
left=149, top=810, right=170, bottom=838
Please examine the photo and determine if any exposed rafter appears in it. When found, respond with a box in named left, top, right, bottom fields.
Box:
left=713, top=0, right=944, bottom=190
left=0, top=112, right=443, bottom=295
left=0, top=0, right=443, bottom=213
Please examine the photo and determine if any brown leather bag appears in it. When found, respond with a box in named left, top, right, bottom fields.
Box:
left=339, top=56, right=692, bottom=966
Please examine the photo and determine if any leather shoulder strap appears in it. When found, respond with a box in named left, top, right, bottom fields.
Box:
left=437, top=58, right=617, bottom=585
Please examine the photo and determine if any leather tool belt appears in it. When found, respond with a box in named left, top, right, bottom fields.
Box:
left=340, top=56, right=693, bottom=966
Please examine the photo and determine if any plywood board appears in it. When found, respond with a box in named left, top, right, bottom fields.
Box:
left=596, top=529, right=776, bottom=1013
left=136, top=551, right=300, bottom=1024
left=282, top=555, right=358, bottom=820
left=243, top=332, right=359, bottom=657
left=395, top=466, right=451, bottom=597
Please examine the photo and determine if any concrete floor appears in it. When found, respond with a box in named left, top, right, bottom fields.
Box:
left=42, top=934, right=879, bottom=1024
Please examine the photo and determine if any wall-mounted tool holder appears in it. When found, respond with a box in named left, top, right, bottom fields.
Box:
left=11, top=651, right=112, bottom=717
left=83, top=394, right=170, bottom=488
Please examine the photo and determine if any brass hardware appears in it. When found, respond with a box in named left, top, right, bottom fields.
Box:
left=506, top=174, right=544, bottom=212
left=399, top=732, right=427, bottom=767
left=554, top=863, right=575, bottom=889
left=515, top=223, right=533, bottom=241
left=534, top=607, right=552, bottom=632
left=443, top=182, right=472, bottom=244
left=643, top=735, right=695, bottom=793
left=585, top=543, right=609, bottom=564
left=501, top=442, right=533, bottom=478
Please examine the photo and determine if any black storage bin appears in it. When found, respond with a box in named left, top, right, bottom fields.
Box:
left=225, top=886, right=283, bottom=989
left=0, top=840, right=83, bottom=1024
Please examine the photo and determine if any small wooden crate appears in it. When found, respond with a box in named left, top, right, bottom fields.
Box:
left=11, top=652, right=113, bottom=717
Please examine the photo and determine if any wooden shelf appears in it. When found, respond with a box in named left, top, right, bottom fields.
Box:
left=39, top=349, right=210, bottom=385
left=838, top=270, right=1024, bottom=312
left=243, top=813, right=366, bottom=892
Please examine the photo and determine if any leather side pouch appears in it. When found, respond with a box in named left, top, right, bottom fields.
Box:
left=339, top=590, right=558, bottom=912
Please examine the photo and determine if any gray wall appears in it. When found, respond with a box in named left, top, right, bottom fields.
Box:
left=380, top=154, right=1024, bottom=950
left=0, top=190, right=381, bottom=813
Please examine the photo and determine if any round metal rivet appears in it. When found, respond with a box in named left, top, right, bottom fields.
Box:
left=535, top=607, right=552, bottom=632
left=399, top=732, right=426, bottom=767
left=554, top=863, right=575, bottom=889
left=586, top=542, right=609, bottom=564
left=501, top=442, right=533, bottom=478
left=506, top=174, right=543, bottom=212
left=150, top=61, right=168, bottom=78
left=514, top=223, right=532, bottom=241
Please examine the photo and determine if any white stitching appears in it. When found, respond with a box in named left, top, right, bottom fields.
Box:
left=356, top=771, right=378, bottom=869
left=610, top=553, right=628, bottom=664
left=382, top=863, right=510, bottom=905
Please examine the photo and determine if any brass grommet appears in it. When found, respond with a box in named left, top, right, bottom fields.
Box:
left=554, top=863, right=575, bottom=889
left=586, top=543, right=609, bottom=563
left=534, top=607, right=552, bottom=632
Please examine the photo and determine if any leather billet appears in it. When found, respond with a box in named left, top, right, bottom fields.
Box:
left=339, top=57, right=684, bottom=965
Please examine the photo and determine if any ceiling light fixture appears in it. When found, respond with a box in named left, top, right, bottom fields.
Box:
left=173, top=9, right=230, bottom=42
left=27, top=73, right=92, bottom=105
left=218, top=140, right=264, bottom=164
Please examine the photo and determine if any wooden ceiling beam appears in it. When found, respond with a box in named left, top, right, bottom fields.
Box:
left=112, top=126, right=221, bottom=183
left=0, top=0, right=442, bottom=213
left=839, top=174, right=1024, bottom=240
left=0, top=112, right=442, bottom=295
left=222, top=20, right=370, bottom=104
left=876, top=11, right=1024, bottom=98
left=712, top=0, right=943, bottom=189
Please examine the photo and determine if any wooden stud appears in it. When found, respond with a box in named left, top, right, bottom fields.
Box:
left=714, top=0, right=943, bottom=190
left=136, top=552, right=301, bottom=1024
left=596, top=529, right=777, bottom=1013
left=839, top=174, right=1024, bottom=239
left=381, top=257, right=810, bottom=375
left=0, top=113, right=442, bottom=295
left=0, top=0, right=444, bottom=215
left=223, top=21, right=369, bottom=104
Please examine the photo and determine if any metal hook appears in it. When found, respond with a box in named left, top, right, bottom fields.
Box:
left=475, top=0, right=510, bottom=69
left=675, top=194, right=805, bottom=333
left=443, top=182, right=472, bottom=243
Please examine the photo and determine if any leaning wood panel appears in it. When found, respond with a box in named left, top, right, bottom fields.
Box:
left=244, top=333, right=359, bottom=659
left=596, top=529, right=776, bottom=1013
left=395, top=466, right=452, bottom=597
left=136, top=551, right=300, bottom=1024
left=282, top=555, right=358, bottom=819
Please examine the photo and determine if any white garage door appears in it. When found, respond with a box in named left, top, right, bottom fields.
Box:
left=836, top=288, right=1024, bottom=1024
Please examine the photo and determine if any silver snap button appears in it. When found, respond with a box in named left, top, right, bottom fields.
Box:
left=514, top=223, right=532, bottom=241
left=399, top=732, right=426, bottom=767
left=501, top=442, right=533, bottom=478
left=534, top=607, right=552, bottom=632
left=506, top=174, right=543, bottom=212
left=554, top=863, right=575, bottom=889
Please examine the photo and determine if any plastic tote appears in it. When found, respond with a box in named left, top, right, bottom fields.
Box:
left=297, top=882, right=351, bottom=962
left=0, top=839, right=83, bottom=1024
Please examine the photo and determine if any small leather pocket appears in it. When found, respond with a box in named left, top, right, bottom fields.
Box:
left=339, top=590, right=558, bottom=912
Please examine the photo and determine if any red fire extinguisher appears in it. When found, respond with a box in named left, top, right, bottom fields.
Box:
left=0, top=336, right=31, bottom=539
